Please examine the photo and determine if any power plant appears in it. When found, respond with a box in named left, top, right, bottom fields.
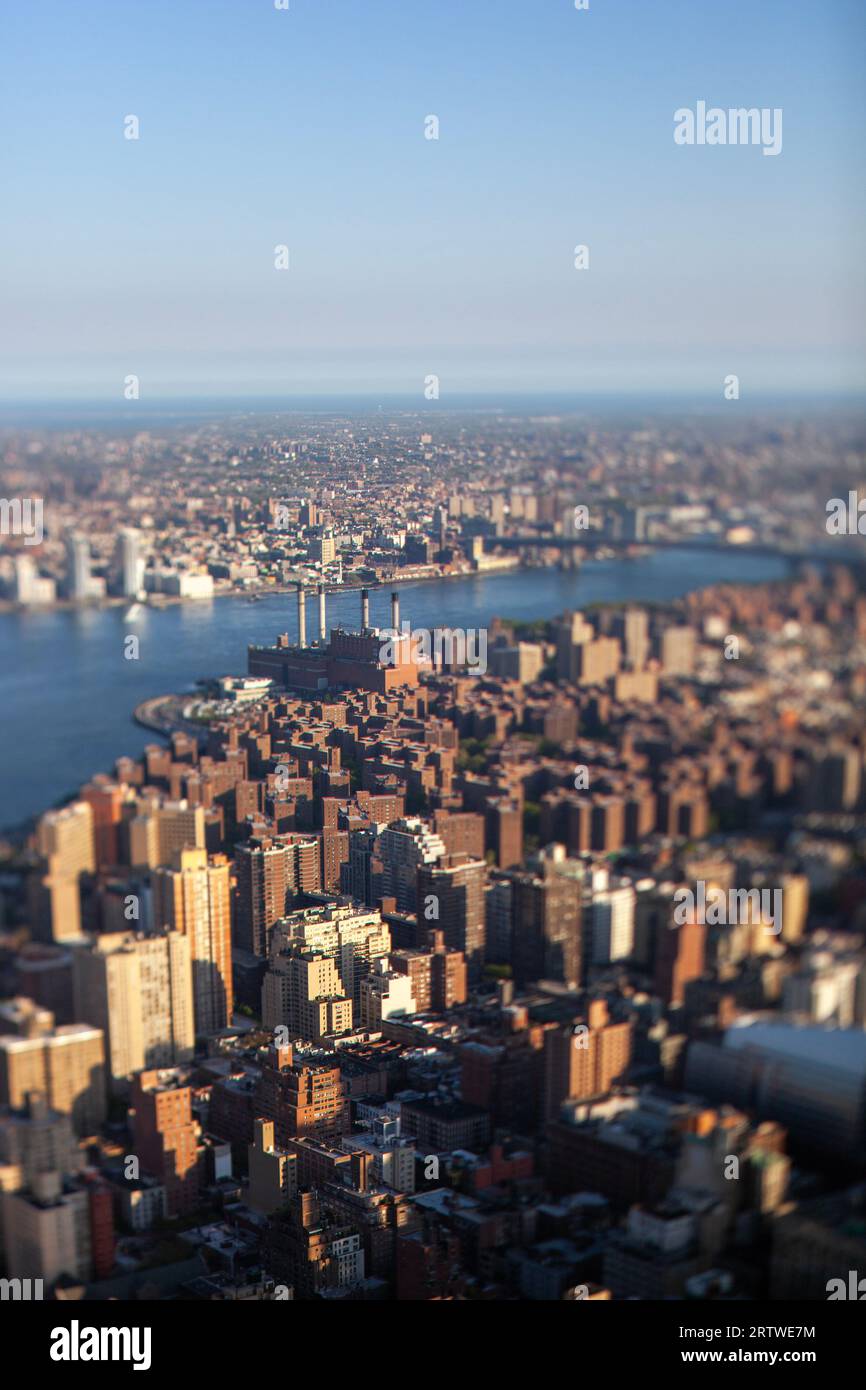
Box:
left=248, top=586, right=422, bottom=694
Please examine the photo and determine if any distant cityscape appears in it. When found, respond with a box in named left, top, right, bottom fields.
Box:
left=2, top=412, right=863, bottom=613
left=0, top=410, right=865, bottom=1306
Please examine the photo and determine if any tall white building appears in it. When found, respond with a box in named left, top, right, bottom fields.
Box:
left=360, top=960, right=416, bottom=1027
left=115, top=527, right=144, bottom=597
left=591, top=883, right=636, bottom=964
left=3, top=1172, right=91, bottom=1283
left=65, top=531, right=92, bottom=600
left=782, top=951, right=861, bottom=1026
left=12, top=553, right=36, bottom=604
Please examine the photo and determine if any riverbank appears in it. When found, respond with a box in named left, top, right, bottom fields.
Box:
left=132, top=695, right=209, bottom=744
left=0, top=556, right=523, bottom=617
left=0, top=546, right=792, bottom=830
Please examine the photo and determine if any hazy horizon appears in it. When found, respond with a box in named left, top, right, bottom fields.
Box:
left=3, top=0, right=865, bottom=402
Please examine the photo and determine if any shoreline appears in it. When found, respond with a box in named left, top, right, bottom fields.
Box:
left=132, top=694, right=209, bottom=744
left=0, top=546, right=795, bottom=838
left=0, top=556, right=526, bottom=618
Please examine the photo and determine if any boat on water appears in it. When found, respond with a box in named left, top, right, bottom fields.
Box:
left=123, top=602, right=144, bottom=621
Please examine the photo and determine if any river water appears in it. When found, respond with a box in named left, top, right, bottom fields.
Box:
left=0, top=548, right=788, bottom=829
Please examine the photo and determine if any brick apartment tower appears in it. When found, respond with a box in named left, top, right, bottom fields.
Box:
left=543, top=1000, right=633, bottom=1120
left=130, top=1069, right=201, bottom=1217
left=510, top=863, right=582, bottom=989
left=256, top=1044, right=349, bottom=1147
left=416, top=858, right=486, bottom=980
left=654, top=918, right=706, bottom=1007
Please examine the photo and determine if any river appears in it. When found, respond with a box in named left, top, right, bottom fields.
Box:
left=0, top=548, right=789, bottom=829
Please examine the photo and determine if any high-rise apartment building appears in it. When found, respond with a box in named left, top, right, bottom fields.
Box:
left=507, top=847, right=581, bottom=988
left=256, top=1044, right=349, bottom=1147
left=779, top=873, right=809, bottom=944
left=360, top=961, right=416, bottom=1027
left=460, top=1012, right=548, bottom=1132
left=378, top=818, right=445, bottom=913
left=64, top=530, right=93, bottom=601
left=269, top=902, right=390, bottom=1011
left=265, top=1189, right=364, bottom=1297
left=151, top=848, right=233, bottom=1036
left=591, top=883, right=636, bottom=964
left=115, top=527, right=144, bottom=598
left=0, top=1007, right=105, bottom=1136
left=234, top=836, right=292, bottom=956
left=416, top=857, right=486, bottom=978
left=234, top=835, right=321, bottom=957
left=0, top=1091, right=81, bottom=1187
left=129, top=800, right=206, bottom=870
left=261, top=949, right=352, bottom=1041
left=556, top=613, right=621, bottom=685
left=485, top=798, right=523, bottom=869
left=391, top=930, right=467, bottom=1012
left=31, top=801, right=96, bottom=943
left=659, top=625, right=697, bottom=676
left=543, top=1000, right=633, bottom=1119
left=80, top=776, right=127, bottom=868
left=130, top=1069, right=201, bottom=1217
left=340, top=827, right=384, bottom=906
left=654, top=917, right=706, bottom=1008
left=72, top=932, right=194, bottom=1090
left=3, top=1171, right=93, bottom=1283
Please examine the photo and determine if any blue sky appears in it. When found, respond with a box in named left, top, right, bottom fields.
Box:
left=1, top=0, right=864, bottom=400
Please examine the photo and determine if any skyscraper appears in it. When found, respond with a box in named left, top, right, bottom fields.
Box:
left=114, top=526, right=143, bottom=597
left=72, top=932, right=194, bottom=1090
left=128, top=799, right=205, bottom=870
left=0, top=1009, right=106, bottom=1137
left=507, top=847, right=582, bottom=988
left=151, top=848, right=233, bottom=1036
left=233, top=836, right=291, bottom=956
left=31, top=801, right=95, bottom=942
left=378, top=818, right=445, bottom=914
left=543, top=1000, right=633, bottom=1119
left=130, top=1069, right=201, bottom=1217
left=234, top=835, right=321, bottom=957
left=64, top=530, right=93, bottom=601
left=416, top=857, right=486, bottom=979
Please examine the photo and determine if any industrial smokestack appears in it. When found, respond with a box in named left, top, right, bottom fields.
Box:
left=361, top=587, right=370, bottom=631
left=391, top=590, right=400, bottom=633
left=296, top=583, right=306, bottom=648
left=317, top=583, right=326, bottom=641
